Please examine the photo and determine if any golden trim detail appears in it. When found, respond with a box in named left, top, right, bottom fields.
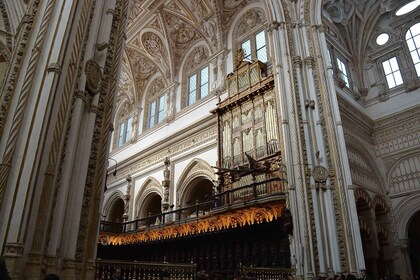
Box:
left=99, top=204, right=285, bottom=245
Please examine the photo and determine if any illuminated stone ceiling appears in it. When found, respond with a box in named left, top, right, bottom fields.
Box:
left=118, top=0, right=253, bottom=108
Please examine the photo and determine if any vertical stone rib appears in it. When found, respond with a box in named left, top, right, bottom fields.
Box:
left=0, top=0, right=53, bottom=206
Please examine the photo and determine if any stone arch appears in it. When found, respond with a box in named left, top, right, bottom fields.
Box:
left=354, top=187, right=373, bottom=210
left=387, top=153, right=420, bottom=195
left=176, top=158, right=216, bottom=207
left=372, top=195, right=390, bottom=216
left=345, top=135, right=386, bottom=195
left=263, top=0, right=287, bottom=23
left=102, top=190, right=125, bottom=221
left=134, top=177, right=163, bottom=219
left=394, top=193, right=420, bottom=240
left=226, top=3, right=268, bottom=54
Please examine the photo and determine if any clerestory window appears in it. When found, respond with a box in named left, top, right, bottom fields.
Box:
left=241, top=30, right=267, bottom=63
left=188, top=66, right=209, bottom=106
left=406, top=22, right=420, bottom=77
left=117, top=116, right=133, bottom=147
left=148, top=95, right=165, bottom=129
left=336, top=57, right=349, bottom=87
left=382, top=57, right=404, bottom=89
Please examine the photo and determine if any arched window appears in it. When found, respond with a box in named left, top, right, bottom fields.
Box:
left=234, top=9, right=268, bottom=64
left=145, top=77, right=166, bottom=129
left=182, top=45, right=210, bottom=108
left=406, top=22, right=420, bottom=76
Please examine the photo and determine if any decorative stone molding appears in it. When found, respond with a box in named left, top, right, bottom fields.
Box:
left=134, top=177, right=163, bottom=218
left=85, top=59, right=102, bottom=94
left=47, top=63, right=62, bottom=75
left=388, top=153, right=420, bottom=195
left=176, top=158, right=216, bottom=207
left=108, top=125, right=217, bottom=183
left=373, top=107, right=420, bottom=157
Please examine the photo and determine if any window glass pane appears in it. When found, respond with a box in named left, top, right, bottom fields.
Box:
left=411, top=51, right=420, bottom=64
left=256, top=31, right=267, bottom=62
left=415, top=63, right=420, bottom=76
left=242, top=40, right=251, bottom=61
left=407, top=39, right=416, bottom=51
left=189, top=74, right=197, bottom=91
left=200, top=83, right=209, bottom=98
left=382, top=60, right=391, bottom=74
left=389, top=57, right=399, bottom=71
left=200, top=67, right=209, bottom=98
left=188, top=74, right=197, bottom=105
left=336, top=58, right=349, bottom=86
left=125, top=117, right=132, bottom=142
left=118, top=122, right=125, bottom=146
left=414, top=35, right=420, bottom=49
left=386, top=75, right=396, bottom=88
left=201, top=67, right=208, bottom=84
left=158, top=95, right=165, bottom=123
left=188, top=90, right=196, bottom=105
left=257, top=46, right=267, bottom=62
left=394, top=70, right=403, bottom=85
left=256, top=31, right=266, bottom=49
left=410, top=22, right=420, bottom=37
left=149, top=101, right=156, bottom=128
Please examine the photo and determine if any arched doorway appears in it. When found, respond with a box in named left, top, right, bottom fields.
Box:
left=107, top=198, right=125, bottom=223
left=409, top=211, right=420, bottom=278
left=182, top=177, right=213, bottom=217
left=140, top=193, right=162, bottom=226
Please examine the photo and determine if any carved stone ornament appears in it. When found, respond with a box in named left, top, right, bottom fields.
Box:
left=312, top=165, right=328, bottom=183
left=85, top=59, right=102, bottom=94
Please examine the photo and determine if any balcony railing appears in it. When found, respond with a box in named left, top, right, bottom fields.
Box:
left=100, top=176, right=286, bottom=234
left=95, top=259, right=196, bottom=280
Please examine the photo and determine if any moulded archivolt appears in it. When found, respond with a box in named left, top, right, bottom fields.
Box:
left=388, top=153, right=420, bottom=195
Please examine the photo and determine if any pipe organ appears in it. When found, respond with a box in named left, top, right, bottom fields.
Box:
left=213, top=55, right=283, bottom=194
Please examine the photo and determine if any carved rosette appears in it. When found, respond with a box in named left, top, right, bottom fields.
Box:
left=85, top=59, right=102, bottom=95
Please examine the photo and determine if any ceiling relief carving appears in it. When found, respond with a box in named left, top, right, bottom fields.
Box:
left=124, top=47, right=161, bottom=103
left=218, top=0, right=248, bottom=29
left=234, top=8, right=266, bottom=40
left=129, top=0, right=146, bottom=23
left=162, top=12, right=205, bottom=70
left=148, top=76, right=166, bottom=99
left=141, top=32, right=171, bottom=78
left=184, top=45, right=210, bottom=72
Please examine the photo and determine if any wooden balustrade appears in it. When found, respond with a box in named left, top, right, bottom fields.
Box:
left=100, top=176, right=286, bottom=235
left=95, top=259, right=197, bottom=280
left=240, top=266, right=293, bottom=280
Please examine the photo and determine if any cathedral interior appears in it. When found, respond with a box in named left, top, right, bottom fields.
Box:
left=0, top=0, right=420, bottom=279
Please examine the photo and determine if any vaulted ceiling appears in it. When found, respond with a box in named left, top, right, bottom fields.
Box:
left=322, top=0, right=414, bottom=91
left=118, top=0, right=253, bottom=109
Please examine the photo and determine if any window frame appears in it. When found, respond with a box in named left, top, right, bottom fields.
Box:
left=405, top=22, right=420, bottom=77
left=336, top=56, right=350, bottom=88
left=116, top=114, right=134, bottom=148
left=186, top=65, right=210, bottom=107
left=238, top=29, right=268, bottom=63
left=381, top=56, right=404, bottom=89
left=148, top=94, right=166, bottom=129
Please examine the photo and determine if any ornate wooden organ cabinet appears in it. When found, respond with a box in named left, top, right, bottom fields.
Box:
left=213, top=53, right=285, bottom=198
